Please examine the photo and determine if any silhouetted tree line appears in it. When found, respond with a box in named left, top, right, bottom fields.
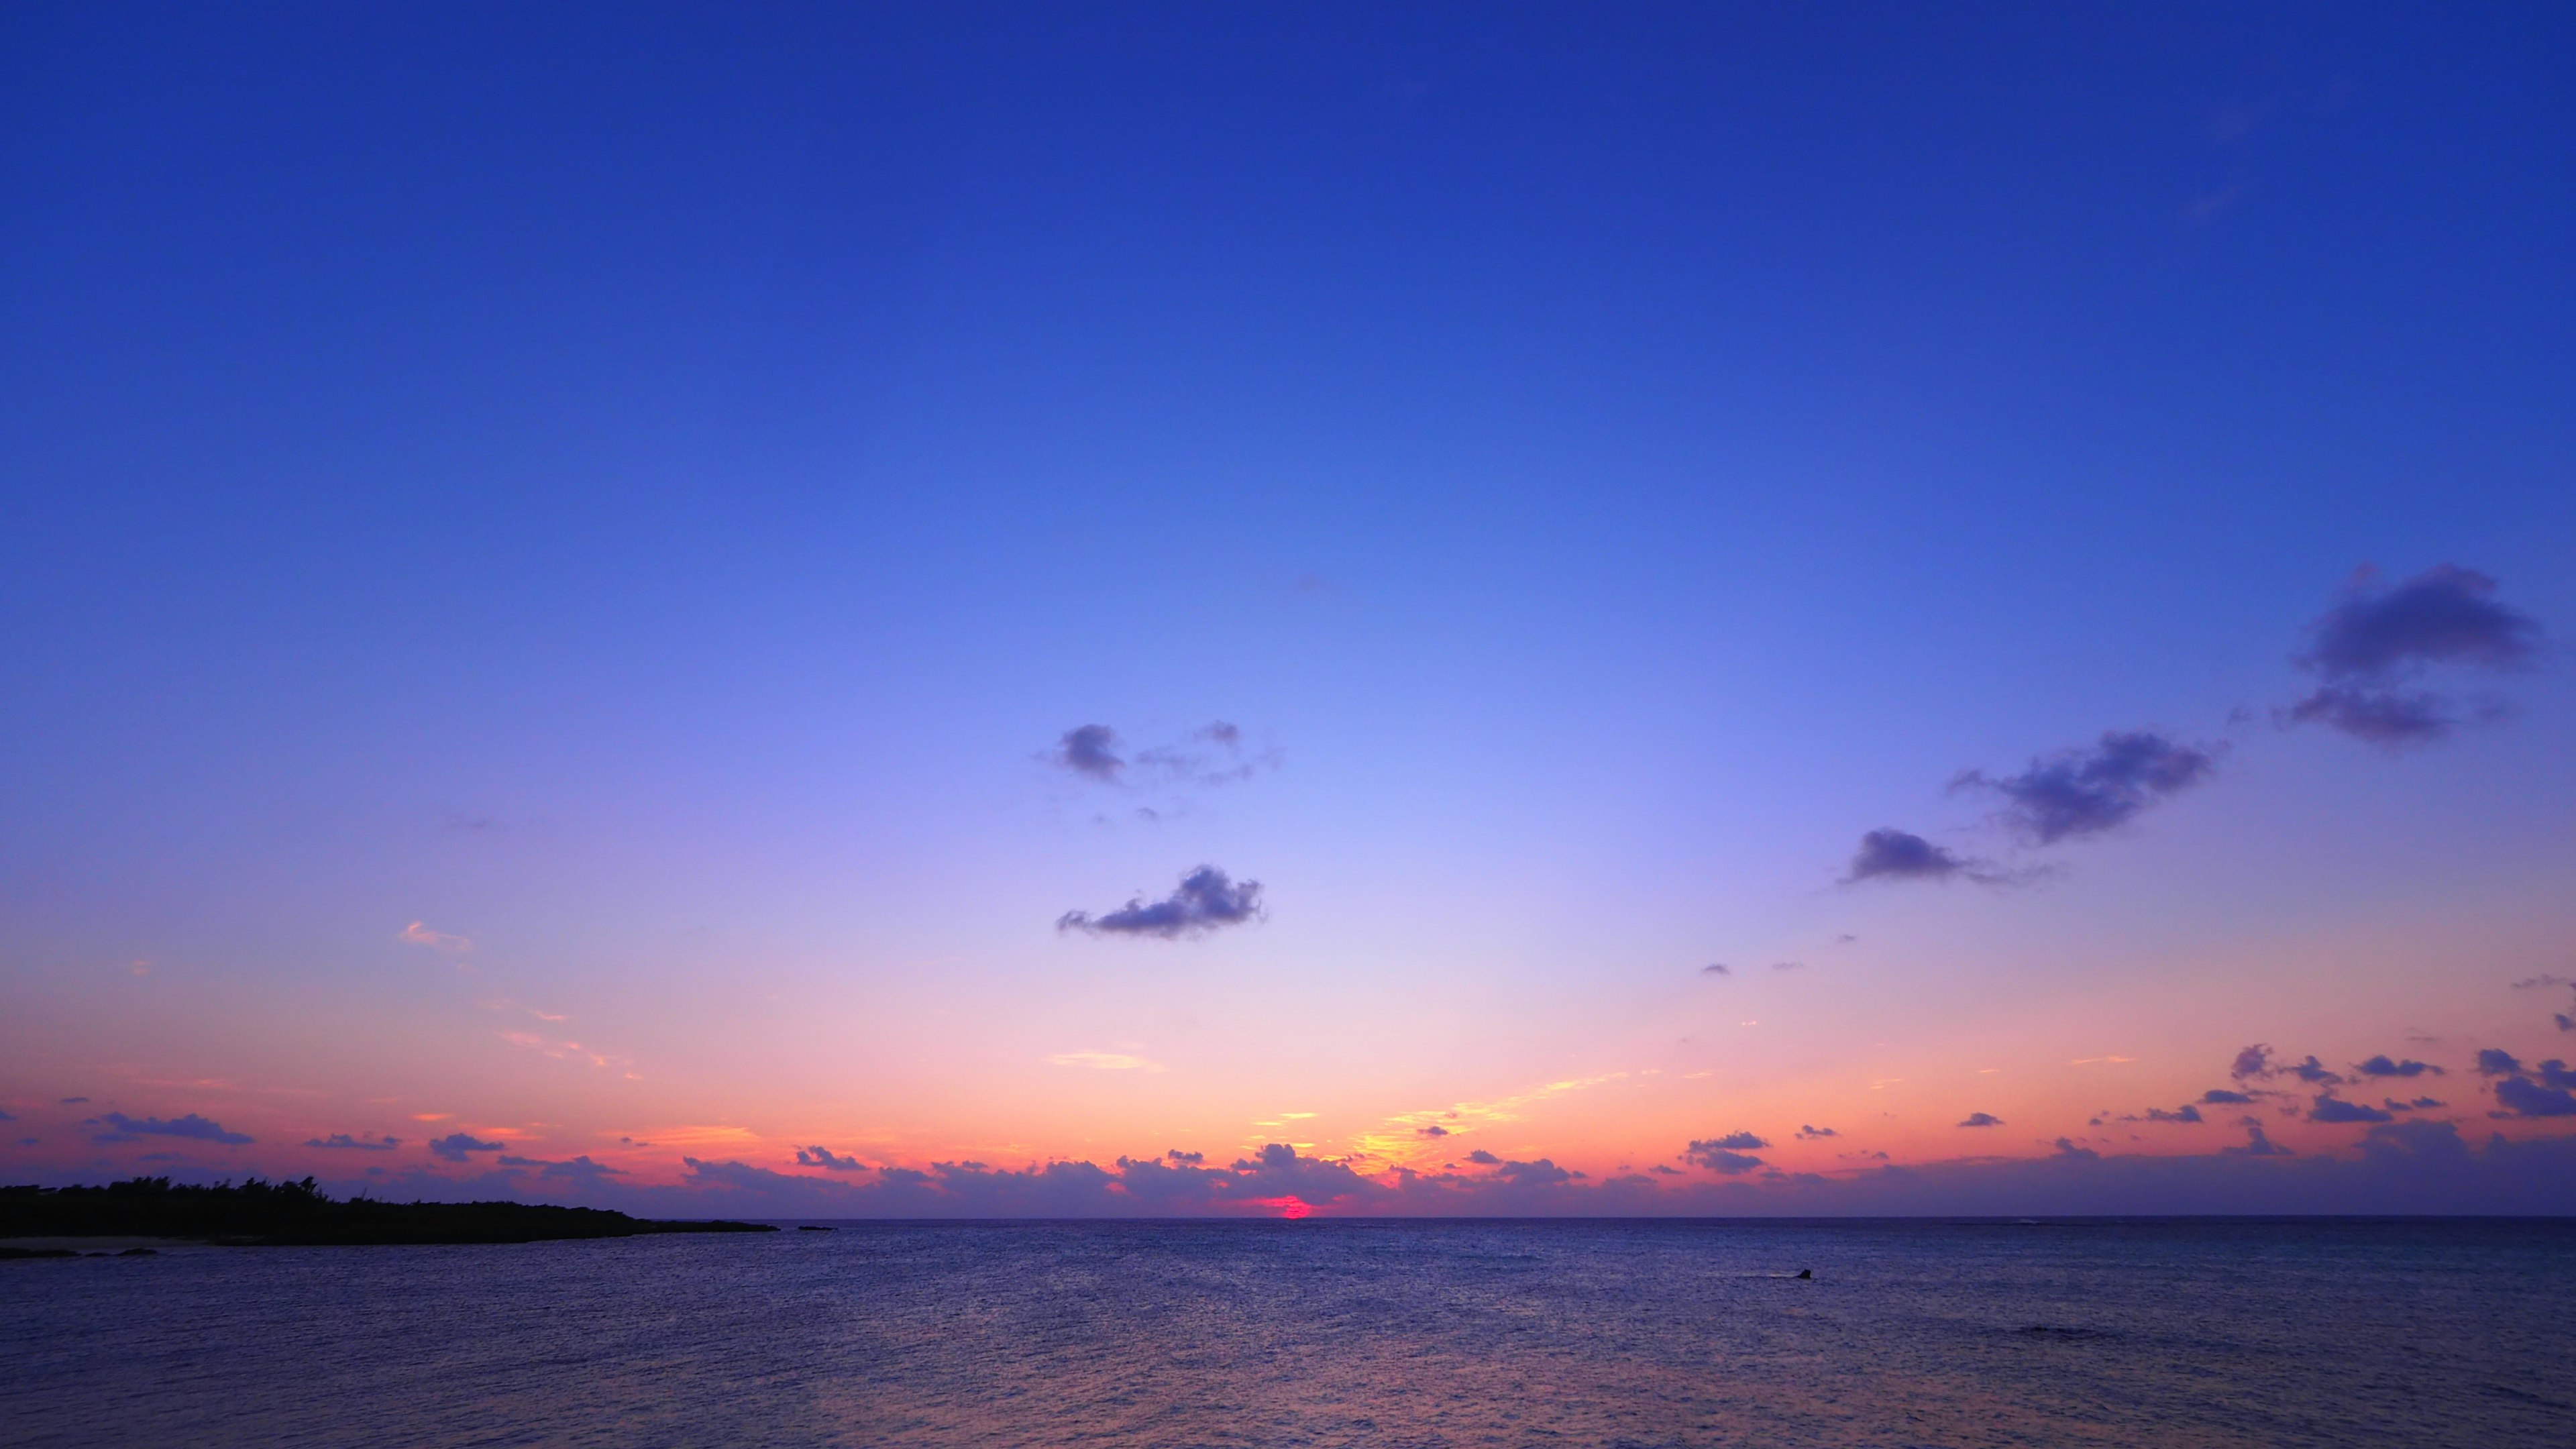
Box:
left=1, top=1177, right=774, bottom=1244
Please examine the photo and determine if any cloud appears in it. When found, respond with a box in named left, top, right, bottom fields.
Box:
left=1953, top=731, right=2216, bottom=845
left=90, top=1112, right=252, bottom=1146
left=2284, top=1056, right=2343, bottom=1086
left=2230, top=1044, right=2273, bottom=1081
left=2283, top=686, right=2457, bottom=745
left=2481, top=1053, right=2576, bottom=1117
left=1166, top=1150, right=1203, bottom=1165
left=1700, top=963, right=1731, bottom=976
left=2138, top=1105, right=2204, bottom=1124
left=1053, top=721, right=1277, bottom=792
left=1772, top=961, right=1803, bottom=972
left=1417, top=1124, right=1450, bottom=1138
left=796, top=1146, right=868, bottom=1171
left=1841, top=828, right=1991, bottom=885
left=0, top=1109, right=11, bottom=1122
left=2308, top=1095, right=2394, bottom=1124
left=428, top=1132, right=505, bottom=1162
left=2223, top=1124, right=2293, bottom=1157
left=1057, top=865, right=1265, bottom=939
left=1795, top=1124, right=1837, bottom=1140
left=1481, top=1157, right=1576, bottom=1187
left=399, top=921, right=472, bottom=952
left=2496, top=1077, right=2576, bottom=1118
left=1053, top=724, right=1124, bottom=781
left=2051, top=1138, right=2099, bottom=1161
left=2200, top=1089, right=2255, bottom=1104
left=59, top=1096, right=88, bottom=1104
left=2286, top=564, right=2542, bottom=745
left=1682, top=1136, right=1766, bottom=1174
left=306, top=1133, right=400, bottom=1151
left=2355, top=1055, right=2443, bottom=1079
left=1466, top=1149, right=1501, bottom=1165
left=539, top=1155, right=627, bottom=1185
left=1044, top=1051, right=1163, bottom=1071
left=1957, top=1113, right=2003, bottom=1128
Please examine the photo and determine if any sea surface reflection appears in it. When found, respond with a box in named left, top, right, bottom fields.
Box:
left=6, top=1218, right=2573, bottom=1447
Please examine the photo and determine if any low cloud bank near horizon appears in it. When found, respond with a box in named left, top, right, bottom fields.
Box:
left=46, top=1123, right=2571, bottom=1220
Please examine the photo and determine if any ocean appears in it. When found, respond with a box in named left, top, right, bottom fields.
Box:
left=5, top=1218, right=2572, bottom=1447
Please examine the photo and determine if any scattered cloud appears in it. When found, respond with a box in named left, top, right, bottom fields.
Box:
left=1057, top=865, right=1265, bottom=939
left=2200, top=1089, right=2256, bottom=1105
left=2051, top=1138, right=2099, bottom=1160
left=2285, top=564, right=2542, bottom=745
left=1052, top=724, right=1125, bottom=781
left=1051, top=721, right=1277, bottom=791
left=1953, top=731, right=2216, bottom=845
left=1841, top=828, right=1993, bottom=885
left=2135, top=1105, right=2204, bottom=1124
left=306, top=1133, right=400, bottom=1151
left=59, top=1096, right=88, bottom=1105
left=2355, top=1055, right=2443, bottom=1079
left=2309, top=1095, right=2394, bottom=1124
left=1701, top=963, right=1731, bottom=976
left=1417, top=1124, right=1450, bottom=1138
left=2284, top=1056, right=2343, bottom=1086
left=1683, top=1136, right=1766, bottom=1174
left=2230, top=1044, right=2273, bottom=1081
left=1957, top=1112, right=2004, bottom=1128
left=2494, top=1076, right=2576, bottom=1118
left=428, top=1132, right=505, bottom=1162
left=90, top=1112, right=252, bottom=1146
left=1044, top=1051, right=1163, bottom=1071
left=1795, top=1124, right=1837, bottom=1140
left=795, top=1146, right=868, bottom=1171
left=2223, top=1124, right=2293, bottom=1157
left=1772, top=961, right=1803, bottom=973
left=398, top=921, right=473, bottom=953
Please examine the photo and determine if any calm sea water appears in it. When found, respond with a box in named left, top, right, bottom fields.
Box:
left=5, top=1218, right=2573, bottom=1447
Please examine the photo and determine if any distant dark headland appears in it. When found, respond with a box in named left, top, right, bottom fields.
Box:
left=1, top=1177, right=775, bottom=1248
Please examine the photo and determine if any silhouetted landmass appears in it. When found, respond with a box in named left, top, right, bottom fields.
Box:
left=1, top=1177, right=775, bottom=1246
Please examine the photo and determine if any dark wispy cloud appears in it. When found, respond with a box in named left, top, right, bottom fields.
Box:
left=1053, top=724, right=1125, bottom=781
left=60, top=1096, right=89, bottom=1104
left=2135, top=1105, right=2204, bottom=1124
left=2284, top=1056, right=2343, bottom=1086
left=90, top=1112, right=252, bottom=1146
left=2230, top=1044, right=2274, bottom=1081
left=1416, top=1124, right=1450, bottom=1138
left=2223, top=1124, right=2292, bottom=1157
left=2495, top=1076, right=2576, bottom=1118
left=1957, top=1112, right=2003, bottom=1128
left=428, top=1132, right=504, bottom=1162
left=2200, top=1089, right=2256, bottom=1105
left=1953, top=731, right=2217, bottom=845
left=1050, top=721, right=1277, bottom=792
left=2051, top=1138, right=2099, bottom=1160
left=1684, top=1134, right=1768, bottom=1174
left=2309, top=1095, right=2394, bottom=1124
left=2285, top=564, right=2542, bottom=745
left=2355, top=1055, right=2443, bottom=1079
left=1795, top=1124, right=1837, bottom=1140
left=796, top=1146, right=867, bottom=1171
left=306, top=1133, right=400, bottom=1151
left=1058, top=865, right=1265, bottom=939
left=1466, top=1149, right=1501, bottom=1165
left=1701, top=963, right=1731, bottom=977
left=1841, top=828, right=1992, bottom=885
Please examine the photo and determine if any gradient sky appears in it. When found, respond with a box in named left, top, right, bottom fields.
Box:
left=5, top=3, right=2575, bottom=1216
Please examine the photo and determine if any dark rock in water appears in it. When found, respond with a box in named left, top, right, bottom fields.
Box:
left=117, top=1246, right=160, bottom=1256
left=798, top=1225, right=835, bottom=1232
left=1795, top=1268, right=1811, bottom=1279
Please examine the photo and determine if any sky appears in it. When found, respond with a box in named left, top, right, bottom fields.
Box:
left=4, top=3, right=2574, bottom=1217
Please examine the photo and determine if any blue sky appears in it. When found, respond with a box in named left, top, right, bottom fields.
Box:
left=4, top=3, right=2573, bottom=1213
